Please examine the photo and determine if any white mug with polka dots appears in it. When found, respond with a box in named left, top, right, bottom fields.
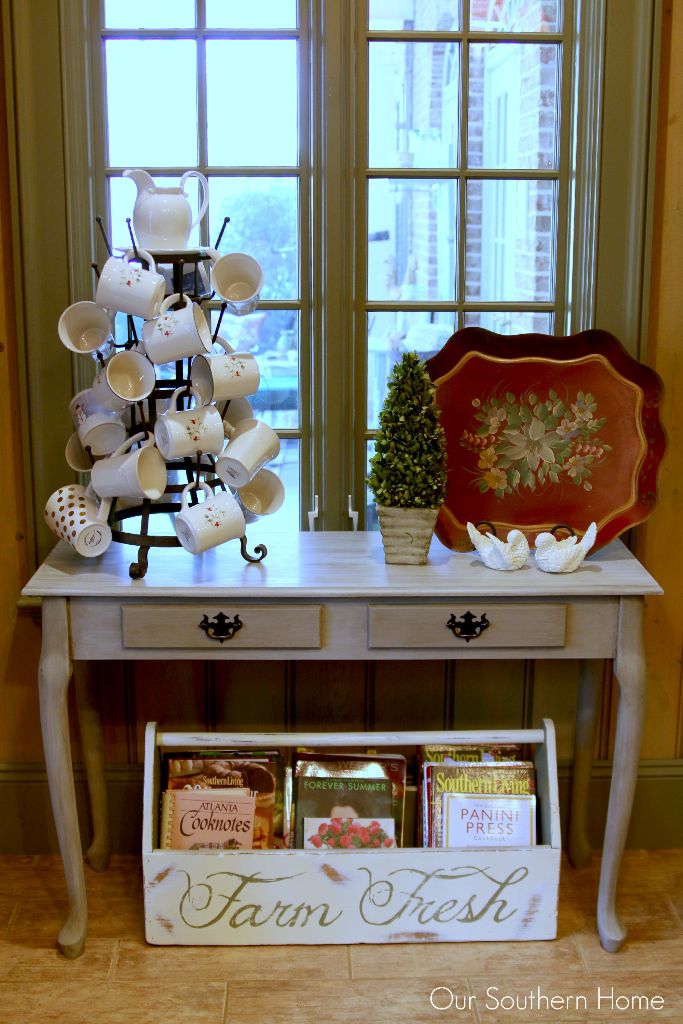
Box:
left=44, top=484, right=112, bottom=557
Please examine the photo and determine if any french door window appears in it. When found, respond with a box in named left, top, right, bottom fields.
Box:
left=61, top=0, right=613, bottom=533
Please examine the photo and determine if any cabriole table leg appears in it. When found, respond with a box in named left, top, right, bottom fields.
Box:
left=568, top=659, right=602, bottom=869
left=597, top=596, right=646, bottom=952
left=39, top=597, right=87, bottom=958
left=75, top=663, right=112, bottom=872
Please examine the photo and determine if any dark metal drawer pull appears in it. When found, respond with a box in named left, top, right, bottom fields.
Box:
left=446, top=611, right=490, bottom=642
left=199, top=612, right=243, bottom=643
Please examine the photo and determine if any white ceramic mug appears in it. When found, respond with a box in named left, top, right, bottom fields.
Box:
left=44, top=484, right=112, bottom=557
left=90, top=431, right=167, bottom=501
left=69, top=388, right=128, bottom=456
left=235, top=468, right=285, bottom=521
left=153, top=386, right=225, bottom=460
left=216, top=417, right=280, bottom=488
left=209, top=251, right=263, bottom=315
left=222, top=396, right=254, bottom=435
left=191, top=345, right=260, bottom=404
left=92, top=348, right=157, bottom=409
left=65, top=431, right=98, bottom=472
left=58, top=301, right=114, bottom=354
left=96, top=248, right=166, bottom=319
left=174, top=481, right=245, bottom=555
left=142, top=292, right=213, bottom=364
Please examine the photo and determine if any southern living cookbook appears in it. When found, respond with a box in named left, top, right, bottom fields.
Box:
left=292, top=751, right=407, bottom=847
left=423, top=761, right=536, bottom=848
left=418, top=743, right=522, bottom=764
left=163, top=750, right=282, bottom=849
left=416, top=744, right=523, bottom=845
left=160, top=789, right=256, bottom=851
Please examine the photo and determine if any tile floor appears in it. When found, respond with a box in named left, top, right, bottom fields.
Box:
left=0, top=850, right=681, bottom=1024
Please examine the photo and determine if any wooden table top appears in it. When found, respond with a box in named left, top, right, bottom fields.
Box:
left=23, top=531, right=662, bottom=600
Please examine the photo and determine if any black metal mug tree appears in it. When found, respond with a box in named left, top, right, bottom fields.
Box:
left=80, top=214, right=267, bottom=579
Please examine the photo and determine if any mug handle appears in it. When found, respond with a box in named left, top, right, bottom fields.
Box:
left=159, top=292, right=191, bottom=316
left=180, top=480, right=213, bottom=510
left=85, top=482, right=112, bottom=525
left=124, top=247, right=156, bottom=273
left=213, top=335, right=234, bottom=354
left=168, top=384, right=203, bottom=414
left=109, top=430, right=153, bottom=459
left=180, top=170, right=209, bottom=231
left=95, top=497, right=112, bottom=525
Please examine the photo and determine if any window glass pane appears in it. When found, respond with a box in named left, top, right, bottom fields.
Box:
left=112, top=312, right=144, bottom=348
left=105, top=41, right=198, bottom=166
left=369, top=0, right=460, bottom=31
left=469, top=0, right=561, bottom=32
left=210, top=309, right=299, bottom=430
left=365, top=442, right=379, bottom=530
left=208, top=178, right=299, bottom=301
left=252, top=438, right=300, bottom=534
left=109, top=175, right=202, bottom=252
left=206, top=41, right=298, bottom=166
left=465, top=179, right=556, bottom=302
left=464, top=311, right=554, bottom=333
left=367, top=311, right=454, bottom=427
left=369, top=42, right=459, bottom=169
left=368, top=179, right=457, bottom=301
left=206, top=0, right=297, bottom=28
left=104, top=0, right=195, bottom=28
left=468, top=44, right=559, bottom=169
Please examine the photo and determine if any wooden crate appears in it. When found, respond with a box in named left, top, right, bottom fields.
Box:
left=143, top=720, right=561, bottom=945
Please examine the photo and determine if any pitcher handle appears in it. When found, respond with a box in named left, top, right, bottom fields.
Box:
left=181, top=170, right=209, bottom=232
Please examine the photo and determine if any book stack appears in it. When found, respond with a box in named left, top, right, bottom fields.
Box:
left=418, top=744, right=537, bottom=850
left=160, top=749, right=283, bottom=851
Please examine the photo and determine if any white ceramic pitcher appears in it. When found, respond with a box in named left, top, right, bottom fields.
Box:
left=123, top=168, right=209, bottom=250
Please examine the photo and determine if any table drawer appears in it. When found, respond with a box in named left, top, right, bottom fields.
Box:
left=122, top=603, right=322, bottom=650
left=368, top=603, right=566, bottom=649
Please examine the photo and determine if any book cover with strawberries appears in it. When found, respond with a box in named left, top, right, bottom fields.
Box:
left=304, top=817, right=396, bottom=850
left=293, top=750, right=407, bottom=846
left=293, top=772, right=393, bottom=848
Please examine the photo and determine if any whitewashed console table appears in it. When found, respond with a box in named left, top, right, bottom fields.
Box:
left=22, top=530, right=661, bottom=958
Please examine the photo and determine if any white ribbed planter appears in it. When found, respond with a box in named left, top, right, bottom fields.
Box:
left=376, top=505, right=439, bottom=565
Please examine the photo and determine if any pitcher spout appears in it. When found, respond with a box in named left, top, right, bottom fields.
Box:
left=123, top=168, right=155, bottom=195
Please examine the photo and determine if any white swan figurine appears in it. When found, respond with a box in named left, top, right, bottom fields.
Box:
left=534, top=522, right=598, bottom=573
left=467, top=521, right=530, bottom=571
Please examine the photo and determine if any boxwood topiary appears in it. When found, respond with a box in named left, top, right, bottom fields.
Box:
left=367, top=351, right=447, bottom=509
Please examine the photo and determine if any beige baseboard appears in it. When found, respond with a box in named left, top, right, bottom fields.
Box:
left=4, top=760, right=683, bottom=854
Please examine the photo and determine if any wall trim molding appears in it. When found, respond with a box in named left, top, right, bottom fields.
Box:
left=6, top=759, right=683, bottom=854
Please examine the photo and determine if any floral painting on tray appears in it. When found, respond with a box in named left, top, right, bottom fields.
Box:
left=426, top=328, right=666, bottom=552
